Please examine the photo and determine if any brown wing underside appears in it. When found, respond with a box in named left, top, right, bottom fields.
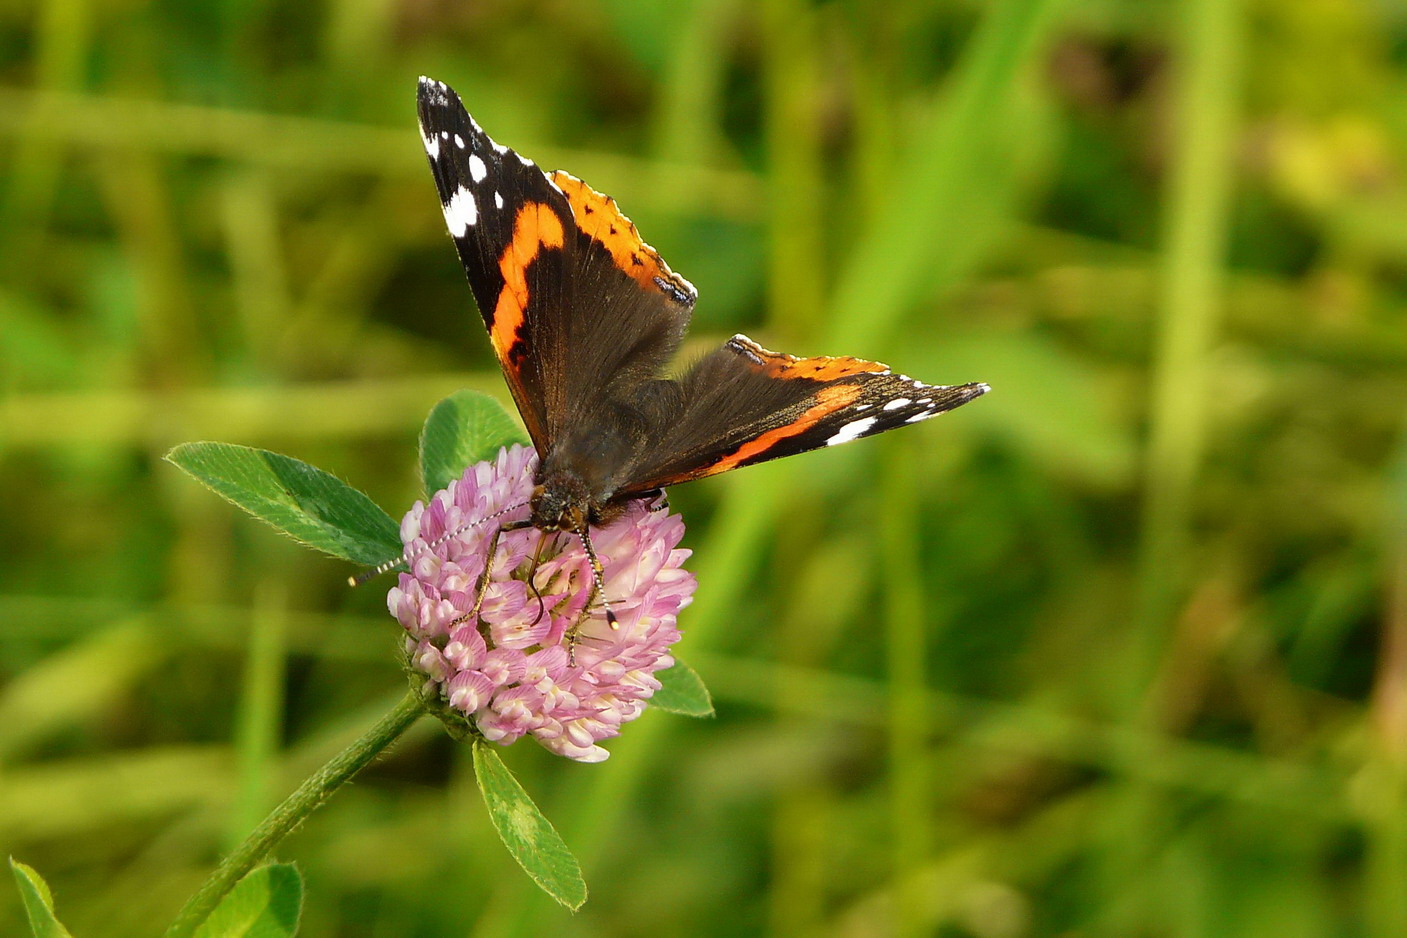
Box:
left=622, top=335, right=989, bottom=492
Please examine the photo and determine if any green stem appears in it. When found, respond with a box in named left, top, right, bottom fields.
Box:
left=881, top=436, right=932, bottom=938
left=1130, top=0, right=1240, bottom=699
left=164, top=691, right=426, bottom=938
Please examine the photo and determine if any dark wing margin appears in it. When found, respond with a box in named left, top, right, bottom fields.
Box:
left=622, top=334, right=989, bottom=491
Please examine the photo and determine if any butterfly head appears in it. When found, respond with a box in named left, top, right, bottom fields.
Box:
left=530, top=471, right=622, bottom=632
left=528, top=478, right=590, bottom=533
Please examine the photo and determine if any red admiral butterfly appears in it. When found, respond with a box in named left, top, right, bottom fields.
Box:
left=416, top=77, right=988, bottom=610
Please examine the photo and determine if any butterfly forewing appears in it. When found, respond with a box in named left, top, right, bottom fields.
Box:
left=417, top=78, right=573, bottom=450
left=417, top=78, right=698, bottom=454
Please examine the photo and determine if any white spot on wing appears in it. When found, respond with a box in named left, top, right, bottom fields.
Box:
left=454, top=133, right=465, bottom=148
left=905, top=410, right=936, bottom=424
left=826, top=417, right=877, bottom=447
left=492, top=141, right=509, bottom=155
left=421, top=129, right=440, bottom=160
left=442, top=186, right=477, bottom=235
left=494, top=191, right=504, bottom=209
left=883, top=398, right=911, bottom=411
left=468, top=154, right=487, bottom=182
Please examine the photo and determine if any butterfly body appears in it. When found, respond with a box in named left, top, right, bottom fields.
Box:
left=416, top=77, right=989, bottom=542
left=531, top=441, right=632, bottom=531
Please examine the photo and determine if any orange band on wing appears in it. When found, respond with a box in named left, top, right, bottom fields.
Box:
left=550, top=170, right=695, bottom=304
left=491, top=202, right=565, bottom=358
left=707, top=383, right=862, bottom=475
left=758, top=356, right=888, bottom=380
left=729, top=335, right=889, bottom=380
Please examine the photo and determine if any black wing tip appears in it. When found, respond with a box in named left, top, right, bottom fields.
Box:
left=932, top=381, right=989, bottom=412
left=415, top=77, right=510, bottom=168
left=417, top=76, right=475, bottom=136
left=416, top=76, right=460, bottom=137
left=417, top=75, right=456, bottom=107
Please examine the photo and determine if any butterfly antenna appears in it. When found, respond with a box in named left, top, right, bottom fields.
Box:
left=575, top=523, right=618, bottom=629
left=347, top=499, right=530, bottom=587
left=348, top=554, right=410, bottom=588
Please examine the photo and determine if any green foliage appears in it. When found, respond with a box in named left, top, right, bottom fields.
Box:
left=7, top=0, right=1407, bottom=934
left=193, top=864, right=303, bottom=938
left=651, top=659, right=715, bottom=717
left=9, top=860, right=73, bottom=938
left=419, top=390, right=529, bottom=495
left=472, top=742, right=587, bottom=910
left=165, top=443, right=401, bottom=566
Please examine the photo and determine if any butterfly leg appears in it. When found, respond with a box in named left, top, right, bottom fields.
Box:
left=638, top=489, right=670, bottom=513
left=565, top=602, right=589, bottom=667
left=562, top=524, right=622, bottom=666
left=564, top=587, right=610, bottom=667
left=454, top=518, right=535, bottom=626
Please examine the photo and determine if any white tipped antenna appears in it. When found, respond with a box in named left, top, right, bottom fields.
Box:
left=348, top=500, right=530, bottom=587
left=348, top=554, right=409, bottom=588
left=575, top=524, right=618, bottom=630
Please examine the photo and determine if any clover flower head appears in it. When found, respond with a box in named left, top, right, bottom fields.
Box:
left=386, top=444, right=695, bottom=762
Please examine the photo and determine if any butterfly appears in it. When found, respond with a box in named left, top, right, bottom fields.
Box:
left=414, top=77, right=988, bottom=617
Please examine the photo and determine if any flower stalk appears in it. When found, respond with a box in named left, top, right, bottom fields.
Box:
left=164, top=691, right=427, bottom=938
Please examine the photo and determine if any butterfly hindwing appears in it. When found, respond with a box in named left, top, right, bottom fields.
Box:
left=622, top=335, right=989, bottom=491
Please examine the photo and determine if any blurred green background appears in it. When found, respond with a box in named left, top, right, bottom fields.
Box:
left=4, top=0, right=1407, bottom=934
